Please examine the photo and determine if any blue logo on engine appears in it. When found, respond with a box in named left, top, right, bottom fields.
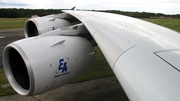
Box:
left=58, top=59, right=67, bottom=73
left=52, top=27, right=56, bottom=30
left=54, top=58, right=70, bottom=78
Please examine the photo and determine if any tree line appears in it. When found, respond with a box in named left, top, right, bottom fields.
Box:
left=101, top=10, right=180, bottom=18
left=0, top=8, right=63, bottom=18
left=0, top=8, right=179, bottom=18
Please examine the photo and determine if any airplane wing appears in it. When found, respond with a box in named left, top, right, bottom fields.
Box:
left=3, top=10, right=180, bottom=101
left=63, top=10, right=180, bottom=101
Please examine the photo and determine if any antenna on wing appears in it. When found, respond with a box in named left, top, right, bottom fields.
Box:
left=70, top=6, right=76, bottom=10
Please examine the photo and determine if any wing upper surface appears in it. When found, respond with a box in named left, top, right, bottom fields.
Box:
left=63, top=10, right=180, bottom=101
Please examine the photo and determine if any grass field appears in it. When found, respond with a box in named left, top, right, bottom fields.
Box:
left=0, top=18, right=28, bottom=30
left=0, top=17, right=180, bottom=96
left=0, top=69, right=16, bottom=96
left=142, top=18, right=180, bottom=32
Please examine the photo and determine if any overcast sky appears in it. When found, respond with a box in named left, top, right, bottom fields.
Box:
left=0, top=0, right=180, bottom=14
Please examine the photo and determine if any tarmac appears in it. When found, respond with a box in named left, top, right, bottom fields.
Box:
left=0, top=29, right=24, bottom=68
left=0, top=29, right=129, bottom=101
left=0, top=76, right=129, bottom=101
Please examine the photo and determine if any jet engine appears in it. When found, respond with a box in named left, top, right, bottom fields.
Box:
left=3, top=34, right=95, bottom=96
left=24, top=16, right=71, bottom=37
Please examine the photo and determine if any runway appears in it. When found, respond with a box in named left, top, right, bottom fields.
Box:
left=0, top=29, right=129, bottom=101
left=0, top=28, right=24, bottom=68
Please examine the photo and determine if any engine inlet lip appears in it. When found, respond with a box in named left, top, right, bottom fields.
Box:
left=3, top=43, right=35, bottom=96
left=24, top=19, right=40, bottom=38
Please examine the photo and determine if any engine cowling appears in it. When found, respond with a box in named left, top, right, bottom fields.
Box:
left=3, top=35, right=95, bottom=96
left=24, top=17, right=71, bottom=37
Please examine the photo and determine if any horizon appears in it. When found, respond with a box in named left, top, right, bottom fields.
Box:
left=0, top=8, right=179, bottom=16
left=0, top=0, right=180, bottom=15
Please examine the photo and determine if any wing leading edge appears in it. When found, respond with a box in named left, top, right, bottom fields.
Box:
left=63, top=10, right=180, bottom=101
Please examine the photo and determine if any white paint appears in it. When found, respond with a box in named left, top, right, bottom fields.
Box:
left=0, top=36, right=5, bottom=39
left=65, top=10, right=180, bottom=101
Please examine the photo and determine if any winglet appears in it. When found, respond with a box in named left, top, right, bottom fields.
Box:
left=70, top=6, right=76, bottom=10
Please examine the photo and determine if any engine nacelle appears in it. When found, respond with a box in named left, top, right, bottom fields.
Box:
left=3, top=35, right=95, bottom=96
left=24, top=17, right=71, bottom=37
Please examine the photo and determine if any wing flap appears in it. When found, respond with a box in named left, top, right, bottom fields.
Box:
left=114, top=44, right=180, bottom=101
left=155, top=50, right=180, bottom=72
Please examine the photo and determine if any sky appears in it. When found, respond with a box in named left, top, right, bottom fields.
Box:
left=0, top=0, right=180, bottom=14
